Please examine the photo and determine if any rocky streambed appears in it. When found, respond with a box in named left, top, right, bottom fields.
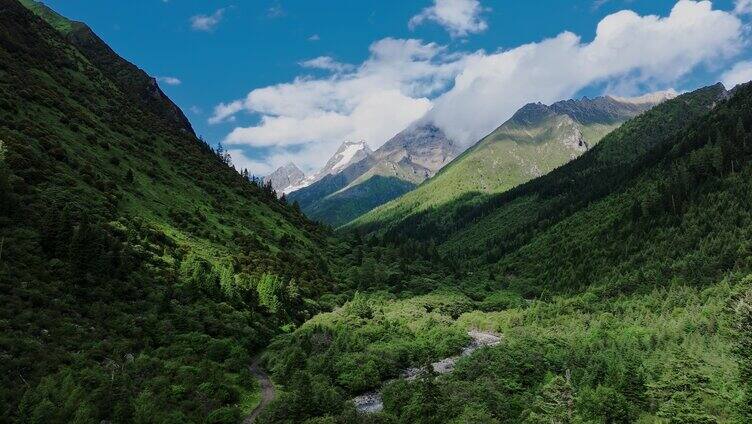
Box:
left=352, top=330, right=502, bottom=414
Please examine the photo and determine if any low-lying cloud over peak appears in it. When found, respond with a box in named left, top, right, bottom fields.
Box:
left=722, top=61, right=752, bottom=88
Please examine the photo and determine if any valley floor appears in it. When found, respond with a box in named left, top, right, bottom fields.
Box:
left=255, top=279, right=749, bottom=423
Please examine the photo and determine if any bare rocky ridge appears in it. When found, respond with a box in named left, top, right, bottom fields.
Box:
left=263, top=163, right=306, bottom=194
left=319, top=140, right=373, bottom=177
left=366, top=122, right=461, bottom=184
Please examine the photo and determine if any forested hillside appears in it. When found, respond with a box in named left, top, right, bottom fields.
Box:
left=0, top=1, right=335, bottom=422
left=257, top=83, right=752, bottom=422
left=5, top=1, right=752, bottom=423
left=354, top=93, right=671, bottom=231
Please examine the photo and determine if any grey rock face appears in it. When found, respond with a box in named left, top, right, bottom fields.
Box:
left=376, top=122, right=461, bottom=178
left=264, top=163, right=306, bottom=194
left=317, top=141, right=373, bottom=178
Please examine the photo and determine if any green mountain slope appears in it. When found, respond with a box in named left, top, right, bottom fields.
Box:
left=300, top=176, right=416, bottom=228
left=256, top=83, right=752, bottom=423
left=354, top=94, right=671, bottom=229
left=353, top=86, right=724, bottom=245
left=18, top=0, right=195, bottom=134
left=0, top=1, right=334, bottom=421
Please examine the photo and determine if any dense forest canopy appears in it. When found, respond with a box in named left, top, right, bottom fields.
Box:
left=0, top=1, right=336, bottom=422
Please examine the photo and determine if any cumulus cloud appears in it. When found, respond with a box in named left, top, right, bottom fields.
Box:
left=215, top=1, right=746, bottom=174
left=430, top=0, right=744, bottom=144
left=190, top=8, right=225, bottom=31
left=299, top=56, right=355, bottom=73
left=229, top=143, right=344, bottom=176
left=209, top=100, right=244, bottom=124
left=722, top=60, right=752, bottom=87
left=227, top=149, right=275, bottom=175
left=735, top=0, right=752, bottom=14
left=157, top=76, right=181, bottom=86
left=213, top=38, right=467, bottom=154
left=409, top=0, right=489, bottom=38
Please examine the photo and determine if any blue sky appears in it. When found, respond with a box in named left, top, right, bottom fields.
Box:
left=44, top=0, right=752, bottom=174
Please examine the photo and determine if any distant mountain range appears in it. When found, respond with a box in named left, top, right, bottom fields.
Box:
left=354, top=91, right=676, bottom=227
left=282, top=91, right=673, bottom=226
left=264, top=163, right=306, bottom=194
left=285, top=122, right=461, bottom=226
left=265, top=141, right=372, bottom=194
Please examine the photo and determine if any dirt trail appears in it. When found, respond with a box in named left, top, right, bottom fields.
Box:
left=243, top=357, right=276, bottom=424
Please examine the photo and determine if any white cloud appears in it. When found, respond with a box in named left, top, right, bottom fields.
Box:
left=213, top=38, right=467, bottom=155
left=215, top=0, right=746, bottom=172
left=735, top=0, right=752, bottom=14
left=229, top=143, right=343, bottom=176
left=430, top=0, right=744, bottom=144
left=409, top=0, right=489, bottom=38
left=209, top=100, right=244, bottom=124
left=722, top=60, right=752, bottom=87
left=227, top=149, right=275, bottom=175
left=300, top=56, right=355, bottom=73
left=190, top=8, right=225, bottom=31
left=157, top=76, right=181, bottom=86
left=308, top=34, right=321, bottom=41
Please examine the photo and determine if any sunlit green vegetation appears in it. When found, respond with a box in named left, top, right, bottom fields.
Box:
left=260, top=281, right=748, bottom=423
left=1, top=2, right=334, bottom=422
left=5, top=1, right=752, bottom=423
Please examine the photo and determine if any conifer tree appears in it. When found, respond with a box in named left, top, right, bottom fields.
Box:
left=646, top=355, right=720, bottom=424
left=735, top=288, right=752, bottom=420
left=524, top=372, right=575, bottom=424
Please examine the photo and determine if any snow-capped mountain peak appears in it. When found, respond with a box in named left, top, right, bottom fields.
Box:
left=283, top=141, right=373, bottom=194
left=319, top=141, right=373, bottom=176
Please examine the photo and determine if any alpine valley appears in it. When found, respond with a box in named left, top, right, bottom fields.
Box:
left=285, top=93, right=672, bottom=227
left=3, top=1, right=752, bottom=424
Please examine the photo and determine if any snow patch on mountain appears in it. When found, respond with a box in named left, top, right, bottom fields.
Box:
left=284, top=141, right=373, bottom=194
left=331, top=142, right=368, bottom=173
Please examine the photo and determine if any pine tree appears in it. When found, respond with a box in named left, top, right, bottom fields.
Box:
left=646, top=355, right=720, bottom=424
left=735, top=288, right=752, bottom=420
left=736, top=118, right=746, bottom=145
left=524, top=372, right=575, bottom=424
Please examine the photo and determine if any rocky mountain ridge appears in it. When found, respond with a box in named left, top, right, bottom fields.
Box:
left=353, top=91, right=675, bottom=227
